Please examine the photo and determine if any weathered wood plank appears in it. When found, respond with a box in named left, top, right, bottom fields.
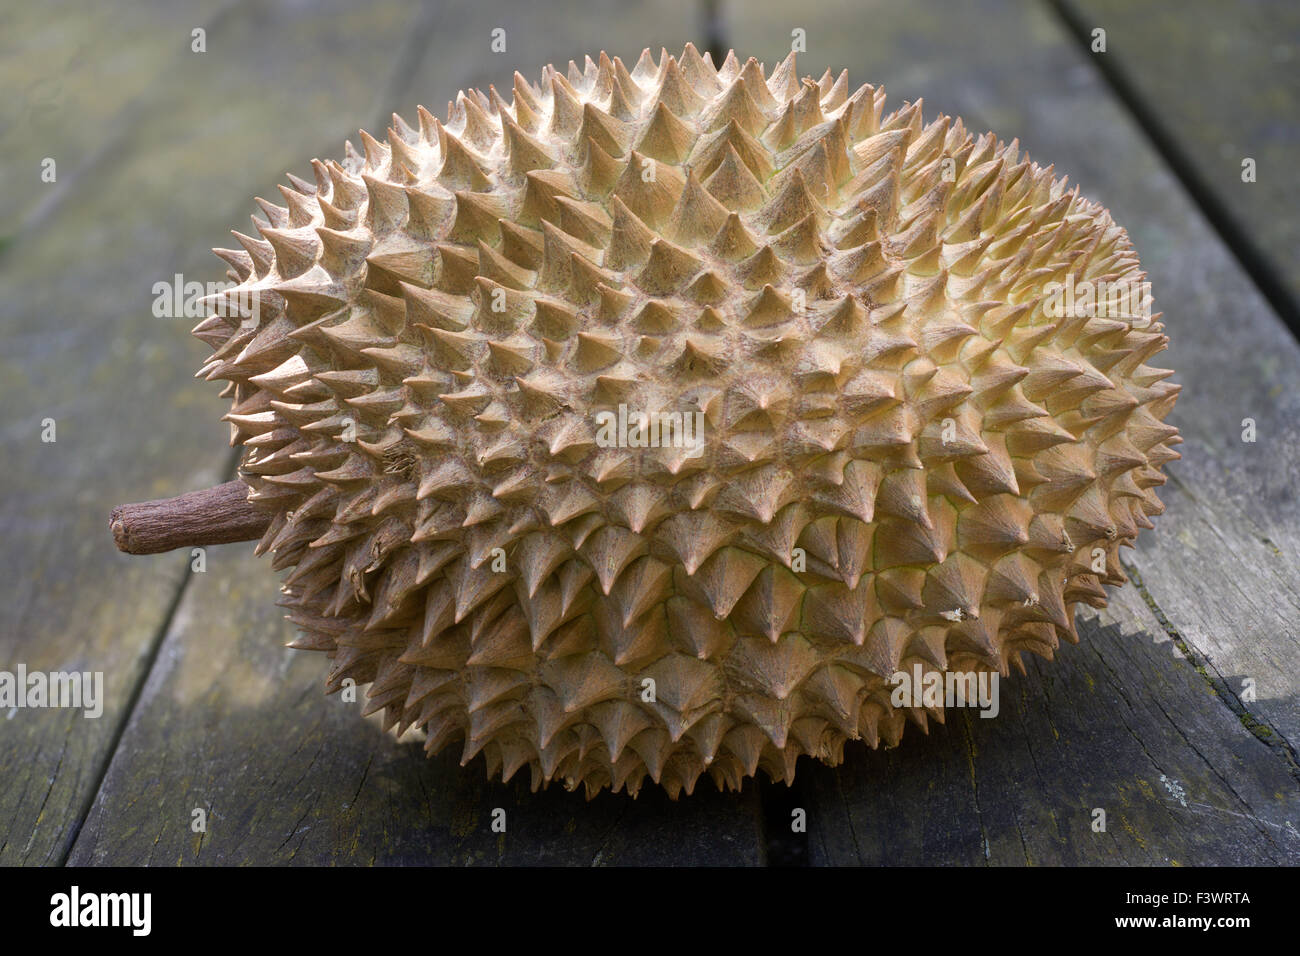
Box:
left=68, top=544, right=763, bottom=865
left=1059, top=0, right=1300, bottom=323
left=1039, top=0, right=1300, bottom=747
left=0, top=0, right=431, bottom=865
left=729, top=0, right=1300, bottom=860
left=0, top=1, right=242, bottom=237
left=802, top=585, right=1300, bottom=865
left=67, top=0, right=767, bottom=865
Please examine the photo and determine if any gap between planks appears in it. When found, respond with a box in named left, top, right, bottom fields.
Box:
left=1045, top=0, right=1300, bottom=340
left=56, top=4, right=449, bottom=865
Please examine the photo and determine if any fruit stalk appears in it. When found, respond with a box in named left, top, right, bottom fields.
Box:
left=110, top=480, right=269, bottom=554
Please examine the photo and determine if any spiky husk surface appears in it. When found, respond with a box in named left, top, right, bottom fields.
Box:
left=196, top=46, right=1180, bottom=798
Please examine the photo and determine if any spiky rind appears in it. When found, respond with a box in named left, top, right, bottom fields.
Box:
left=199, top=46, right=1181, bottom=799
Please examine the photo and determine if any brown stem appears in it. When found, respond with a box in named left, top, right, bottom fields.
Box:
left=110, top=479, right=271, bottom=555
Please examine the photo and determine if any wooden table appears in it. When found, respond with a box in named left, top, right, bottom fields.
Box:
left=2, top=0, right=1297, bottom=866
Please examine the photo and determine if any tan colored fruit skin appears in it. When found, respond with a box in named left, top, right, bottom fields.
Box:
left=196, top=45, right=1180, bottom=799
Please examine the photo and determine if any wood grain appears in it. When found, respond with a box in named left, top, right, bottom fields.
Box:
left=0, top=0, right=433, bottom=865
left=1060, top=0, right=1300, bottom=323
left=801, top=586, right=1300, bottom=865
left=0, top=1, right=243, bottom=239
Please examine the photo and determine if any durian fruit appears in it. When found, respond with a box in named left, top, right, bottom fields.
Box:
left=195, top=46, right=1180, bottom=799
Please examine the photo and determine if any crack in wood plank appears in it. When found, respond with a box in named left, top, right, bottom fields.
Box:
left=1123, top=558, right=1300, bottom=781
